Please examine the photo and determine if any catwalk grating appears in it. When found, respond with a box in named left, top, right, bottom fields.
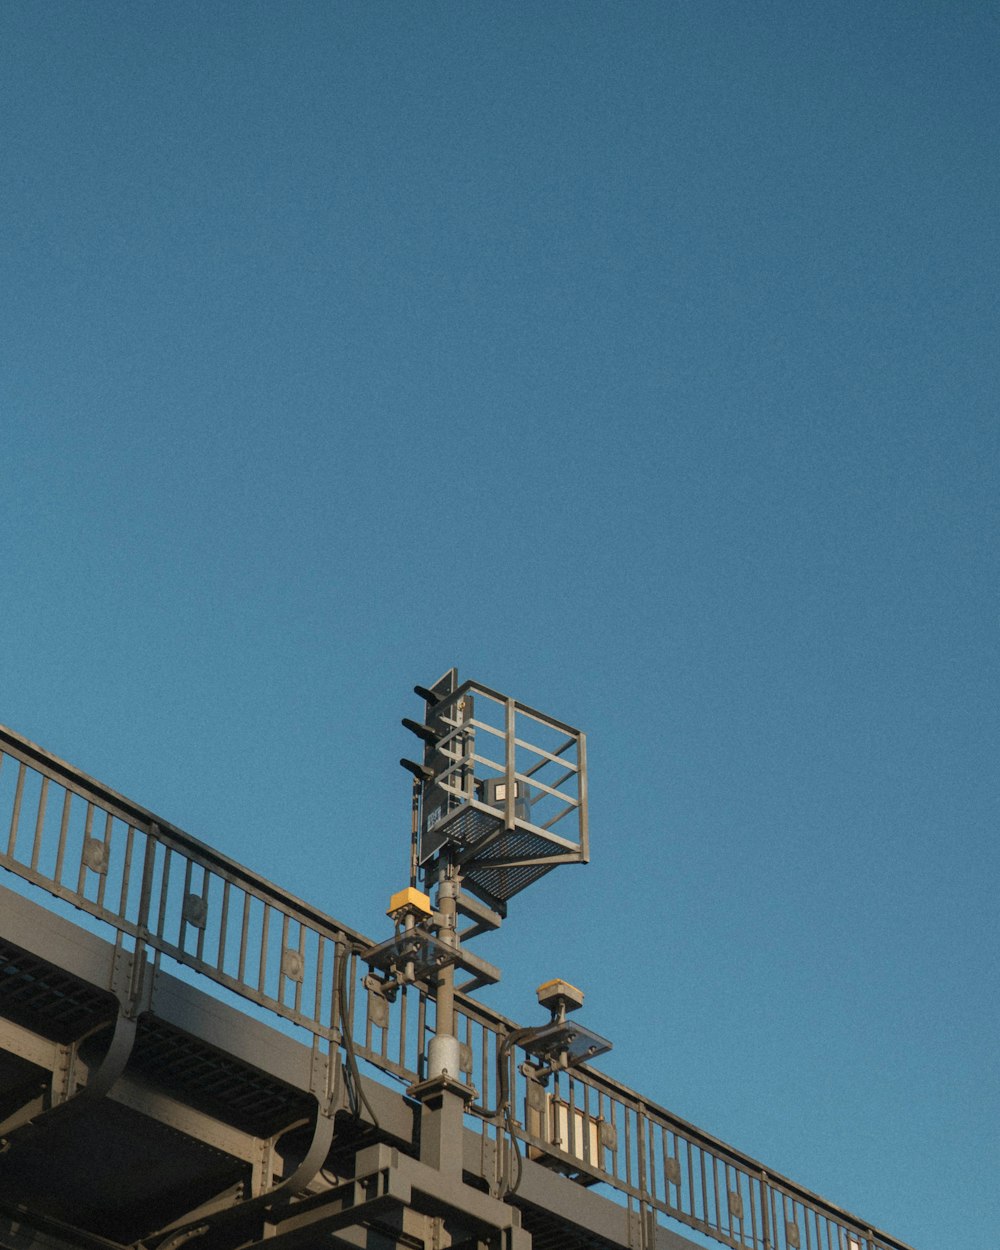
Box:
left=0, top=938, right=114, bottom=1041
left=131, top=1016, right=314, bottom=1138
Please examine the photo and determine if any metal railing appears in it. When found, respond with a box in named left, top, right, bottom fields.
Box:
left=0, top=725, right=361, bottom=1042
left=0, top=723, right=914, bottom=1250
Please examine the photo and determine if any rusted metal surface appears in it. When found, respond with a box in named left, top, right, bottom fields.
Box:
left=0, top=723, right=914, bottom=1250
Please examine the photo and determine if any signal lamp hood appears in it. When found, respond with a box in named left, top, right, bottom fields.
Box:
left=399, top=757, right=434, bottom=782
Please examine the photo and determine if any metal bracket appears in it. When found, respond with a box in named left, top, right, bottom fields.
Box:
left=309, top=1037, right=342, bottom=1118
left=147, top=1052, right=342, bottom=1250
left=517, top=1018, right=612, bottom=1076
left=0, top=1006, right=138, bottom=1143
left=455, top=890, right=503, bottom=943
left=362, top=926, right=500, bottom=992
left=111, top=939, right=156, bottom=1020
left=626, top=1204, right=657, bottom=1250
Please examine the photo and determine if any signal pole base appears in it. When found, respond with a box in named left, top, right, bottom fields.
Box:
left=408, top=1073, right=479, bottom=1176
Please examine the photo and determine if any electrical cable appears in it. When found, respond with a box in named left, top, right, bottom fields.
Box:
left=465, top=1024, right=537, bottom=1198
left=470, top=1024, right=538, bottom=1120
left=408, top=777, right=420, bottom=888
left=336, top=945, right=380, bottom=1131
left=501, top=1102, right=524, bottom=1196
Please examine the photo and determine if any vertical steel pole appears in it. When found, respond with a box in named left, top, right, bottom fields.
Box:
left=505, top=696, right=516, bottom=831
left=431, top=859, right=458, bottom=1072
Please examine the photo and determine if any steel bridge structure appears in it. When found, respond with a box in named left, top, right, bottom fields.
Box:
left=0, top=721, right=915, bottom=1250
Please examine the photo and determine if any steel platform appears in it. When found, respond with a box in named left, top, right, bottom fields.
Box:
left=0, top=882, right=695, bottom=1250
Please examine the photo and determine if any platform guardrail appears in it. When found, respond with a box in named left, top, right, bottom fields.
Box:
left=0, top=723, right=913, bottom=1250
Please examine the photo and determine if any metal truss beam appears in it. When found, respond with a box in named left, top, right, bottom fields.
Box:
left=0, top=1009, right=135, bottom=1144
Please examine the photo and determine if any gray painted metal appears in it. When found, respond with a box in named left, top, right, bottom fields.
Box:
left=0, top=722, right=916, bottom=1250
left=409, top=677, right=588, bottom=911
left=0, top=884, right=664, bottom=1250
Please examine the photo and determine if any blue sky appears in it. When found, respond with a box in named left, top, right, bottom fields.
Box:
left=2, top=4, right=997, bottom=1247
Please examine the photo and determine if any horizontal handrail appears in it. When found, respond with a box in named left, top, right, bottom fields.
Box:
left=0, top=726, right=369, bottom=944
left=0, top=725, right=365, bottom=1040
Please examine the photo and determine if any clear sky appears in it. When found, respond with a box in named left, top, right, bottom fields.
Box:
left=1, top=4, right=997, bottom=1248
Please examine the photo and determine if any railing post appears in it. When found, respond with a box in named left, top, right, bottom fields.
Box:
left=760, top=1169, right=771, bottom=1250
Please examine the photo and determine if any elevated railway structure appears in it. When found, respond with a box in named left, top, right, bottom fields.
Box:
left=0, top=678, right=916, bottom=1250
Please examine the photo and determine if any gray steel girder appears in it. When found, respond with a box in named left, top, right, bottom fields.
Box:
left=0, top=884, right=700, bottom=1250
left=0, top=1007, right=135, bottom=1143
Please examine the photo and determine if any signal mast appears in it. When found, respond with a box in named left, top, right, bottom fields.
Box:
left=363, top=669, right=610, bottom=1139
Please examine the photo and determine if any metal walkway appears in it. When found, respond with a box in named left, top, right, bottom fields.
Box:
left=0, top=883, right=684, bottom=1250
left=0, top=723, right=915, bottom=1250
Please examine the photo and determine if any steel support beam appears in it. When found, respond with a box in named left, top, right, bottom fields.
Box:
left=0, top=1009, right=135, bottom=1143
